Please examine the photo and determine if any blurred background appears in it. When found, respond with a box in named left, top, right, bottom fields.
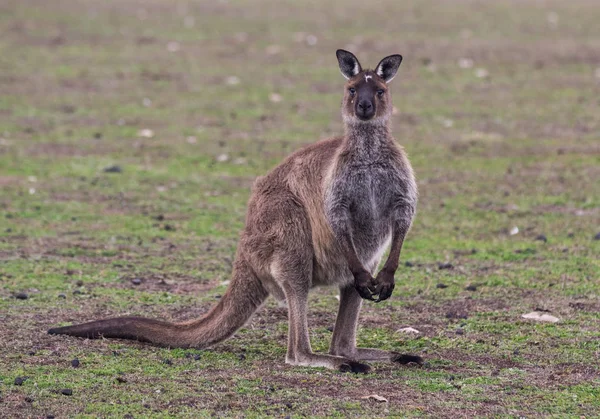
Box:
left=1, top=0, right=599, bottom=417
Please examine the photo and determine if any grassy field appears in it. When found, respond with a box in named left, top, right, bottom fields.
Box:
left=1, top=0, right=599, bottom=417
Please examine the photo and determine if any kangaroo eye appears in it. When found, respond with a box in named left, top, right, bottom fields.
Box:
left=348, top=87, right=356, bottom=95
left=377, top=89, right=385, bottom=96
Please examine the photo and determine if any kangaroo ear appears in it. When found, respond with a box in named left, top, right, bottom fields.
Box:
left=375, top=54, right=403, bottom=83
left=336, top=49, right=362, bottom=80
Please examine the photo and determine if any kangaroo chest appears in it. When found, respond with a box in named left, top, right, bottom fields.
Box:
left=326, top=159, right=408, bottom=259
left=343, top=164, right=397, bottom=235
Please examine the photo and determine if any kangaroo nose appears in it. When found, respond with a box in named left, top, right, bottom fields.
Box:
left=356, top=100, right=374, bottom=120
left=358, top=101, right=372, bottom=111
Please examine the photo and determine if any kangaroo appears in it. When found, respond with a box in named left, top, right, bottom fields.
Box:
left=48, top=50, right=422, bottom=373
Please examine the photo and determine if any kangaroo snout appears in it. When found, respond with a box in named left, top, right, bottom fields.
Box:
left=356, top=99, right=374, bottom=119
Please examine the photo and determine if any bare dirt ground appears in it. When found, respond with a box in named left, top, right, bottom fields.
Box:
left=1, top=0, right=599, bottom=417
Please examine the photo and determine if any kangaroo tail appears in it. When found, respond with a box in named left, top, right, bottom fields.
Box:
left=48, top=260, right=268, bottom=349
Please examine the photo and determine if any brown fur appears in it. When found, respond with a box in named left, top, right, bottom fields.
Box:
left=48, top=50, right=422, bottom=373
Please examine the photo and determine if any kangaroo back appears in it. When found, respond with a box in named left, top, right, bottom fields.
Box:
left=48, top=259, right=268, bottom=348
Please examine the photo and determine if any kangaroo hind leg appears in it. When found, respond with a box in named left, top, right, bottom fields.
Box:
left=271, top=254, right=370, bottom=374
left=329, top=285, right=423, bottom=365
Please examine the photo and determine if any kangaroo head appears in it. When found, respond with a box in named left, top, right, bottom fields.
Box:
left=336, top=49, right=403, bottom=124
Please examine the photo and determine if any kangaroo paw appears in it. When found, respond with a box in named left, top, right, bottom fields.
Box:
left=391, top=353, right=424, bottom=365
left=339, top=360, right=371, bottom=374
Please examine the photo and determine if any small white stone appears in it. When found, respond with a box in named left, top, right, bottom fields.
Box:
left=225, top=76, right=240, bottom=86
left=361, top=394, right=388, bottom=403
left=547, top=11, right=559, bottom=26
left=216, top=153, right=229, bottom=163
left=442, top=119, right=454, bottom=128
left=142, top=98, right=152, bottom=107
left=28, top=176, right=37, bottom=182
left=137, top=129, right=154, bottom=138
left=156, top=186, right=167, bottom=192
left=522, top=312, right=560, bottom=323
left=167, top=41, right=180, bottom=52
left=397, top=327, right=420, bottom=334
left=510, top=226, right=519, bottom=235
left=269, top=93, right=283, bottom=103
left=28, top=187, right=36, bottom=195
left=265, top=44, right=281, bottom=55
left=306, top=34, right=318, bottom=46
left=458, top=58, right=474, bottom=69
left=186, top=136, right=197, bottom=144
left=475, top=68, right=489, bottom=78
